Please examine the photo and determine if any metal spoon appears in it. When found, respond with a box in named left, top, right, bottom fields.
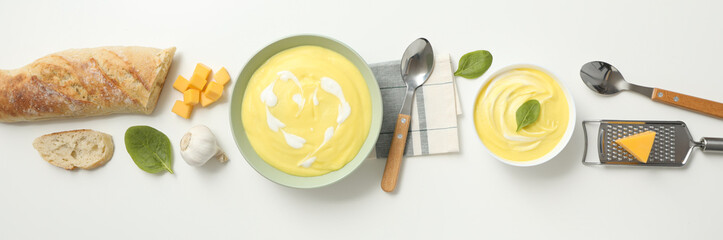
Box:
left=580, top=61, right=723, bottom=118
left=381, top=38, right=434, bottom=192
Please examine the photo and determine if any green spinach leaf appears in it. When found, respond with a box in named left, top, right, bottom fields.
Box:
left=454, top=50, right=493, bottom=79
left=125, top=126, right=173, bottom=174
left=516, top=99, right=541, bottom=132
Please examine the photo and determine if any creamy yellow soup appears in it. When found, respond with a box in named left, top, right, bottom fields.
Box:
left=474, top=67, right=569, bottom=162
left=242, top=46, right=372, bottom=176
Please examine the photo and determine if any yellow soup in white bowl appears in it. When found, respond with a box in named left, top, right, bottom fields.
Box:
left=473, top=64, right=575, bottom=166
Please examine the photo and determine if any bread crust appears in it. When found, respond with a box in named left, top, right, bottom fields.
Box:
left=0, top=46, right=176, bottom=122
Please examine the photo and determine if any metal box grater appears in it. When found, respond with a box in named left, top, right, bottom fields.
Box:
left=582, top=120, right=723, bottom=166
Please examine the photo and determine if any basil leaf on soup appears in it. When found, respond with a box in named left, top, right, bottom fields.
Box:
left=516, top=99, right=541, bottom=132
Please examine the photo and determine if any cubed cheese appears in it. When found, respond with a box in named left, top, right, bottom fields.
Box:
left=203, top=81, right=224, bottom=101
left=188, top=63, right=212, bottom=90
left=200, top=93, right=216, bottom=107
left=214, top=67, right=231, bottom=86
left=172, top=100, right=193, bottom=119
left=189, top=73, right=208, bottom=90
left=193, top=63, right=212, bottom=81
left=173, top=76, right=190, bottom=92
left=183, top=89, right=200, bottom=105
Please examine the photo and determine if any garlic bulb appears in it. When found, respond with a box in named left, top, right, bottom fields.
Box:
left=180, top=125, right=228, bottom=167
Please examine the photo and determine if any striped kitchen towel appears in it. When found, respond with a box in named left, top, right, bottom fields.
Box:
left=367, top=53, right=461, bottom=159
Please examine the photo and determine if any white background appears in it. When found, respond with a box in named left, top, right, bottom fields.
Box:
left=1, top=0, right=723, bottom=239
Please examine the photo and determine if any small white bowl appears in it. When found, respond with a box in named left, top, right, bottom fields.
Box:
left=474, top=64, right=576, bottom=167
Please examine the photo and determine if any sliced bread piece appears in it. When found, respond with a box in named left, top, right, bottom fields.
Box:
left=32, top=129, right=114, bottom=170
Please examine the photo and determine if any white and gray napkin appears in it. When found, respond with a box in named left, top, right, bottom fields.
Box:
left=368, top=54, right=461, bottom=159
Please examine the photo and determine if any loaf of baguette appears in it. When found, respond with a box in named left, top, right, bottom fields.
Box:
left=0, top=46, right=176, bottom=122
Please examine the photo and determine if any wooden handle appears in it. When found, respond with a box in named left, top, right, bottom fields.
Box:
left=381, top=114, right=411, bottom=192
left=651, top=88, right=723, bottom=118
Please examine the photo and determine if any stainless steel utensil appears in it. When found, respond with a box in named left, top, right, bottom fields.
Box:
left=580, top=61, right=723, bottom=118
left=582, top=120, right=723, bottom=166
left=381, top=38, right=434, bottom=192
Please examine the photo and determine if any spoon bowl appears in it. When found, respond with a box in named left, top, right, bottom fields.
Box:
left=401, top=38, right=435, bottom=89
left=580, top=61, right=627, bottom=95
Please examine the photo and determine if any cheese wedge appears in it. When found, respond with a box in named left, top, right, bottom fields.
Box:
left=614, top=131, right=656, bottom=163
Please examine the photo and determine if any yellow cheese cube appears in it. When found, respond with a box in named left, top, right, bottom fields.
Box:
left=214, top=67, right=231, bottom=86
left=189, top=73, right=207, bottom=90
left=200, top=93, right=216, bottom=107
left=183, top=89, right=200, bottom=105
left=173, top=76, right=190, bottom=92
left=189, top=63, right=212, bottom=90
left=171, top=100, right=193, bottom=119
left=203, top=81, right=224, bottom=101
left=193, top=63, right=212, bottom=81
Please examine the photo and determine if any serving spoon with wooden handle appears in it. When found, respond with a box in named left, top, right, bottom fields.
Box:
left=580, top=61, right=723, bottom=118
left=381, top=38, right=434, bottom=192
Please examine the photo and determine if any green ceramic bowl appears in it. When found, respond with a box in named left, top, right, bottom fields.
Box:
left=229, top=35, right=383, bottom=188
